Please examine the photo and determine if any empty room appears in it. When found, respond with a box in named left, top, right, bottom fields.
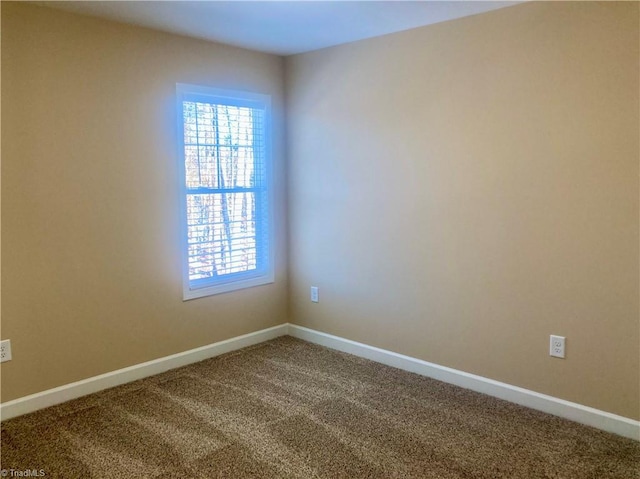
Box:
left=1, top=1, right=638, bottom=477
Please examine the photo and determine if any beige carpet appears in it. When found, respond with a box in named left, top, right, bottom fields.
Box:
left=1, top=336, right=638, bottom=478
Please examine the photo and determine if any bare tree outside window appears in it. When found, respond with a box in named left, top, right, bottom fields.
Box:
left=183, top=101, right=264, bottom=282
left=177, top=84, right=272, bottom=300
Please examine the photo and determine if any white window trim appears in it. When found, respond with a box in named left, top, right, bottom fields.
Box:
left=176, top=83, right=274, bottom=300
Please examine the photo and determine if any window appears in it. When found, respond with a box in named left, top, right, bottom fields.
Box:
left=176, top=84, right=273, bottom=299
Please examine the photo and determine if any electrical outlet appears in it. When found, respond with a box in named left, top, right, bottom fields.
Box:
left=310, top=286, right=319, bottom=303
left=0, top=339, right=12, bottom=363
left=549, top=335, right=565, bottom=359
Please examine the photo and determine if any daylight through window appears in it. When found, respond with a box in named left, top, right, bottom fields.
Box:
left=177, top=85, right=273, bottom=299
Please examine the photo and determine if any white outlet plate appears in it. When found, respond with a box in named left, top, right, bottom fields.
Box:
left=550, top=335, right=565, bottom=359
left=1, top=339, right=12, bottom=363
left=310, top=286, right=319, bottom=303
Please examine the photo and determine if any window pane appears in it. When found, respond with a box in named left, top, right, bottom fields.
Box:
left=186, top=192, right=256, bottom=280
left=178, top=85, right=272, bottom=299
left=183, top=102, right=262, bottom=190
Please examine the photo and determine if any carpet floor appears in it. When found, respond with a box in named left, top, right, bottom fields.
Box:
left=1, top=336, right=638, bottom=478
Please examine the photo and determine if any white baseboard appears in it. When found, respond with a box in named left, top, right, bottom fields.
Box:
left=0, top=324, right=288, bottom=421
left=287, top=324, right=640, bottom=441
left=2, top=322, right=638, bottom=441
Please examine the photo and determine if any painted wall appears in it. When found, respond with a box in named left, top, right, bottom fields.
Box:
left=1, top=3, right=287, bottom=402
left=2, top=1, right=638, bottom=422
left=286, top=1, right=639, bottom=419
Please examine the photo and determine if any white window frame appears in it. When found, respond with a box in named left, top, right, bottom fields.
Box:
left=176, top=84, right=274, bottom=300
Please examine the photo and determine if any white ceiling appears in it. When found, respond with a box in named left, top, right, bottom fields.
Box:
left=41, top=1, right=520, bottom=56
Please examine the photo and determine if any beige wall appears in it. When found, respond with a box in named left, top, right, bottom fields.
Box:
left=286, top=1, right=640, bottom=419
left=2, top=1, right=638, bottom=422
left=0, top=3, right=287, bottom=402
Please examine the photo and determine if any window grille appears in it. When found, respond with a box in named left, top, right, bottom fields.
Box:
left=177, top=85, right=273, bottom=299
